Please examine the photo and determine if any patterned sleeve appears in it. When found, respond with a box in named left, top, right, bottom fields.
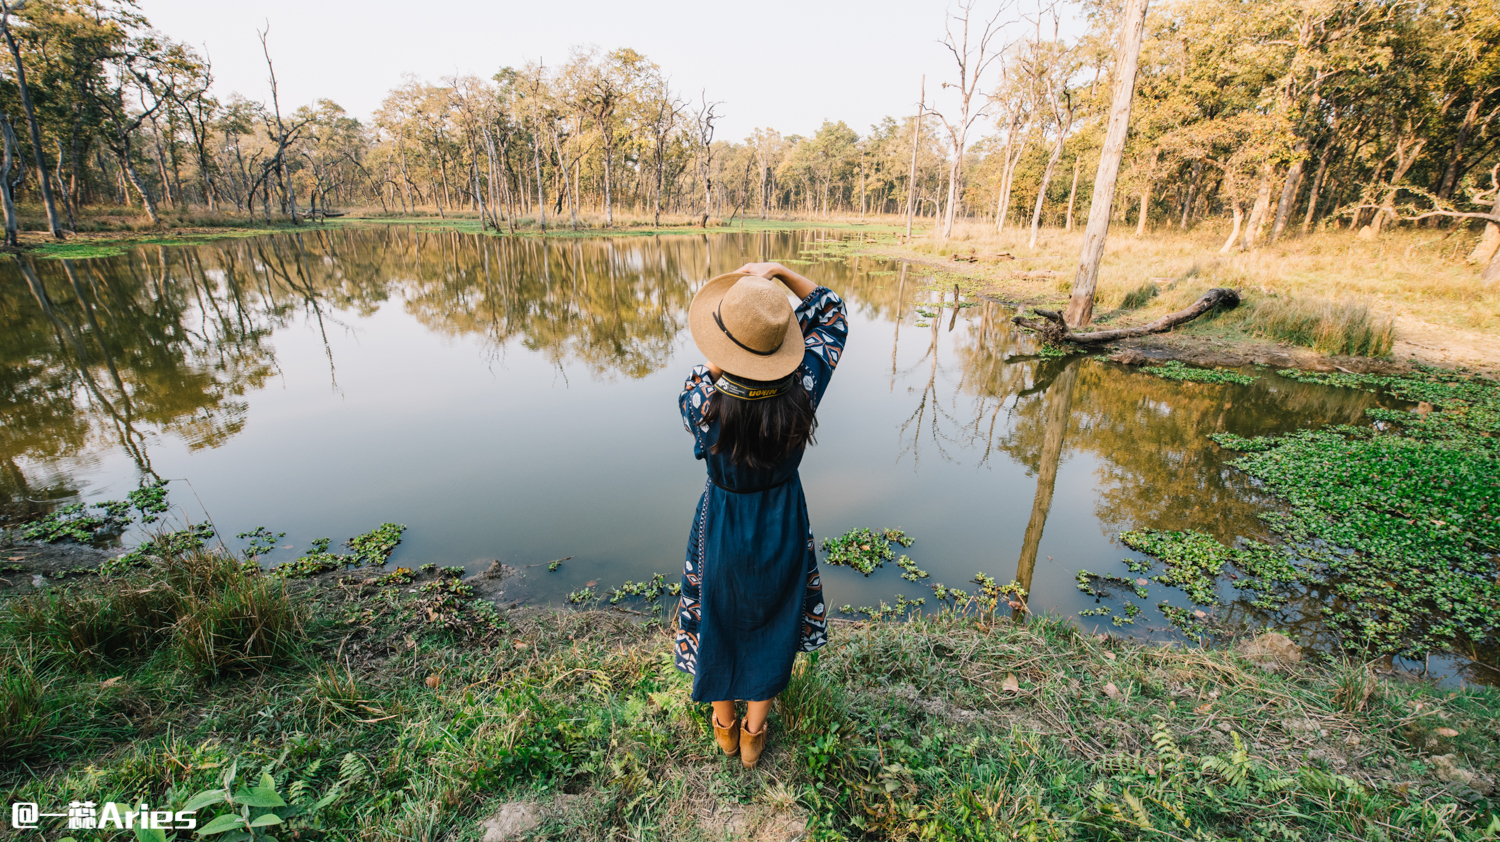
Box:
left=679, top=364, right=716, bottom=450
left=794, top=287, right=848, bottom=409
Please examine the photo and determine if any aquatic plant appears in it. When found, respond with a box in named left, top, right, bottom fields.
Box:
left=238, top=528, right=285, bottom=561
left=21, top=501, right=132, bottom=546
left=1144, top=360, right=1257, bottom=385
left=274, top=524, right=407, bottom=579
left=820, top=527, right=914, bottom=576
left=346, top=523, right=406, bottom=566
left=1106, top=366, right=1499, bottom=660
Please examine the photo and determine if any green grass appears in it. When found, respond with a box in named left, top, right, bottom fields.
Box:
left=25, top=226, right=287, bottom=259
left=2, top=546, right=1497, bottom=840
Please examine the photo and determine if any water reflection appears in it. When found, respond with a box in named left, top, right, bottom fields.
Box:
left=2, top=226, right=1479, bottom=680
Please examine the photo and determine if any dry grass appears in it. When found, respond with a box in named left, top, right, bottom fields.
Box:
left=894, top=219, right=1499, bottom=346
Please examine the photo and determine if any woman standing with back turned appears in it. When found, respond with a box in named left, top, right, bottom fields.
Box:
left=675, top=261, right=847, bottom=769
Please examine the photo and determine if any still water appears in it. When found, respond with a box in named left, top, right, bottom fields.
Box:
left=5, top=226, right=1479, bottom=679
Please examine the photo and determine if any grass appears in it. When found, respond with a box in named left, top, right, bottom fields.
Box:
left=2, top=546, right=1497, bottom=840
left=879, top=220, right=1497, bottom=361
left=4, top=550, right=304, bottom=678
left=5, top=204, right=907, bottom=262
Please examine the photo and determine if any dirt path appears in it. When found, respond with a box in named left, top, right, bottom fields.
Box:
left=1392, top=317, right=1500, bottom=376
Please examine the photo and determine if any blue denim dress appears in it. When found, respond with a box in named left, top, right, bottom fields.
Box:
left=674, top=286, right=847, bottom=702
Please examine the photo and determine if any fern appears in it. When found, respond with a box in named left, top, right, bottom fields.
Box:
left=1150, top=719, right=1185, bottom=772
left=338, top=750, right=370, bottom=790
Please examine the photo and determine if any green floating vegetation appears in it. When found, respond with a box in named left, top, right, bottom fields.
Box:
left=820, top=527, right=914, bottom=576
left=273, top=523, right=407, bottom=579
left=1036, top=343, right=1081, bottom=359
left=606, top=572, right=681, bottom=605
left=1109, top=366, right=1499, bottom=659
left=347, top=522, right=406, bottom=565
left=19, top=479, right=171, bottom=547
left=1145, top=360, right=1257, bottom=385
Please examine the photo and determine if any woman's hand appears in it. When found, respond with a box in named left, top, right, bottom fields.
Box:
left=735, top=262, right=784, bottom=281
left=734, top=262, right=817, bottom=300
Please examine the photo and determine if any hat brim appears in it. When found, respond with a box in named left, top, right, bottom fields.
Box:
left=688, top=272, right=805, bottom=381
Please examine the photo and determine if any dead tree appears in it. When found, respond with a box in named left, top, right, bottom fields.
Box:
left=1016, top=287, right=1240, bottom=344
left=1063, top=0, right=1149, bottom=327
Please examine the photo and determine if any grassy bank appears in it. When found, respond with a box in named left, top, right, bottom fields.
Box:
left=6, top=206, right=902, bottom=261
left=859, top=221, right=1499, bottom=373
left=3, top=547, right=1498, bottom=841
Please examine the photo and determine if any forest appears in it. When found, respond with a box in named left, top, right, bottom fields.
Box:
left=0, top=0, right=1495, bottom=275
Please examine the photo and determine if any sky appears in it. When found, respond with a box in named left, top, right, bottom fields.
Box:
left=134, top=0, right=1060, bottom=142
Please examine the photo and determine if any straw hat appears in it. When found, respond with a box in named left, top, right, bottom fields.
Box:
left=688, top=272, right=804, bottom=381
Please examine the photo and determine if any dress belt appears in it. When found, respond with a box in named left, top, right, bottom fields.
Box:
left=709, top=474, right=795, bottom=495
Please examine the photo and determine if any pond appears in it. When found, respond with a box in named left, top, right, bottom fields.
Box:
left=3, top=226, right=1489, bottom=683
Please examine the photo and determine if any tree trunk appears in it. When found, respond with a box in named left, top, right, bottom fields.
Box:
left=1135, top=182, right=1151, bottom=236
left=1469, top=191, right=1500, bottom=265
left=1219, top=201, right=1243, bottom=253
left=905, top=77, right=925, bottom=239
left=1483, top=246, right=1500, bottom=285
left=601, top=125, right=614, bottom=228
left=1065, top=157, right=1079, bottom=231
left=118, top=149, right=160, bottom=224
left=53, top=139, right=76, bottom=232
left=1, top=5, right=62, bottom=237
left=1030, top=120, right=1070, bottom=248
left=1063, top=0, right=1149, bottom=328
left=1242, top=163, right=1273, bottom=249
left=1269, top=142, right=1307, bottom=243
left=1, top=115, right=18, bottom=246
left=1179, top=160, right=1204, bottom=228
left=1437, top=98, right=1482, bottom=202
left=531, top=129, right=546, bottom=232
left=941, top=154, right=963, bottom=239
left=1022, top=288, right=1239, bottom=344
left=1301, top=140, right=1335, bottom=234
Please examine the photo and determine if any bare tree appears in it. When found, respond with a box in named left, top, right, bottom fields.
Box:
left=1063, top=0, right=1149, bottom=328
left=933, top=0, right=1013, bottom=240
left=1, top=114, right=20, bottom=245
left=905, top=76, right=926, bottom=238
left=692, top=94, right=720, bottom=228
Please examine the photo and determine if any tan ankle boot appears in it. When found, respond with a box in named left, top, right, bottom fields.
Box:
left=740, top=717, right=767, bottom=768
left=713, top=716, right=740, bottom=756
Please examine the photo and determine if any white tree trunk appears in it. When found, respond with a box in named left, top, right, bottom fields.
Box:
left=1063, top=0, right=1149, bottom=328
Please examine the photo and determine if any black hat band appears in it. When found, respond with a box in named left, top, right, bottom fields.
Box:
left=714, top=300, right=785, bottom=357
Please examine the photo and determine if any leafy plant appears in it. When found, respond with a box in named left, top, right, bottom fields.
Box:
left=821, top=527, right=914, bottom=576
left=1144, top=360, right=1257, bottom=385
left=346, top=523, right=406, bottom=565
left=186, top=760, right=339, bottom=841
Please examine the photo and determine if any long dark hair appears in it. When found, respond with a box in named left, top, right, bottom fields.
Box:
left=704, top=376, right=817, bottom=470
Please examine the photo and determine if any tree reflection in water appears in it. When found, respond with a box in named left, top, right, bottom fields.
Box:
left=5, top=227, right=1473, bottom=678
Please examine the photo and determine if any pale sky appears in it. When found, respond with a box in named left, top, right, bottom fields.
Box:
left=135, top=0, right=1069, bottom=142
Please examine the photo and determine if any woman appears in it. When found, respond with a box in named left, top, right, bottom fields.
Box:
left=675, top=261, right=847, bottom=768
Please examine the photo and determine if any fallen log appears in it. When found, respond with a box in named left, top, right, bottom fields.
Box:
left=1013, top=287, right=1240, bottom=344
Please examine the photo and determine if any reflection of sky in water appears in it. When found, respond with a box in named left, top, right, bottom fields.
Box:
left=8, top=227, right=1478, bottom=682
